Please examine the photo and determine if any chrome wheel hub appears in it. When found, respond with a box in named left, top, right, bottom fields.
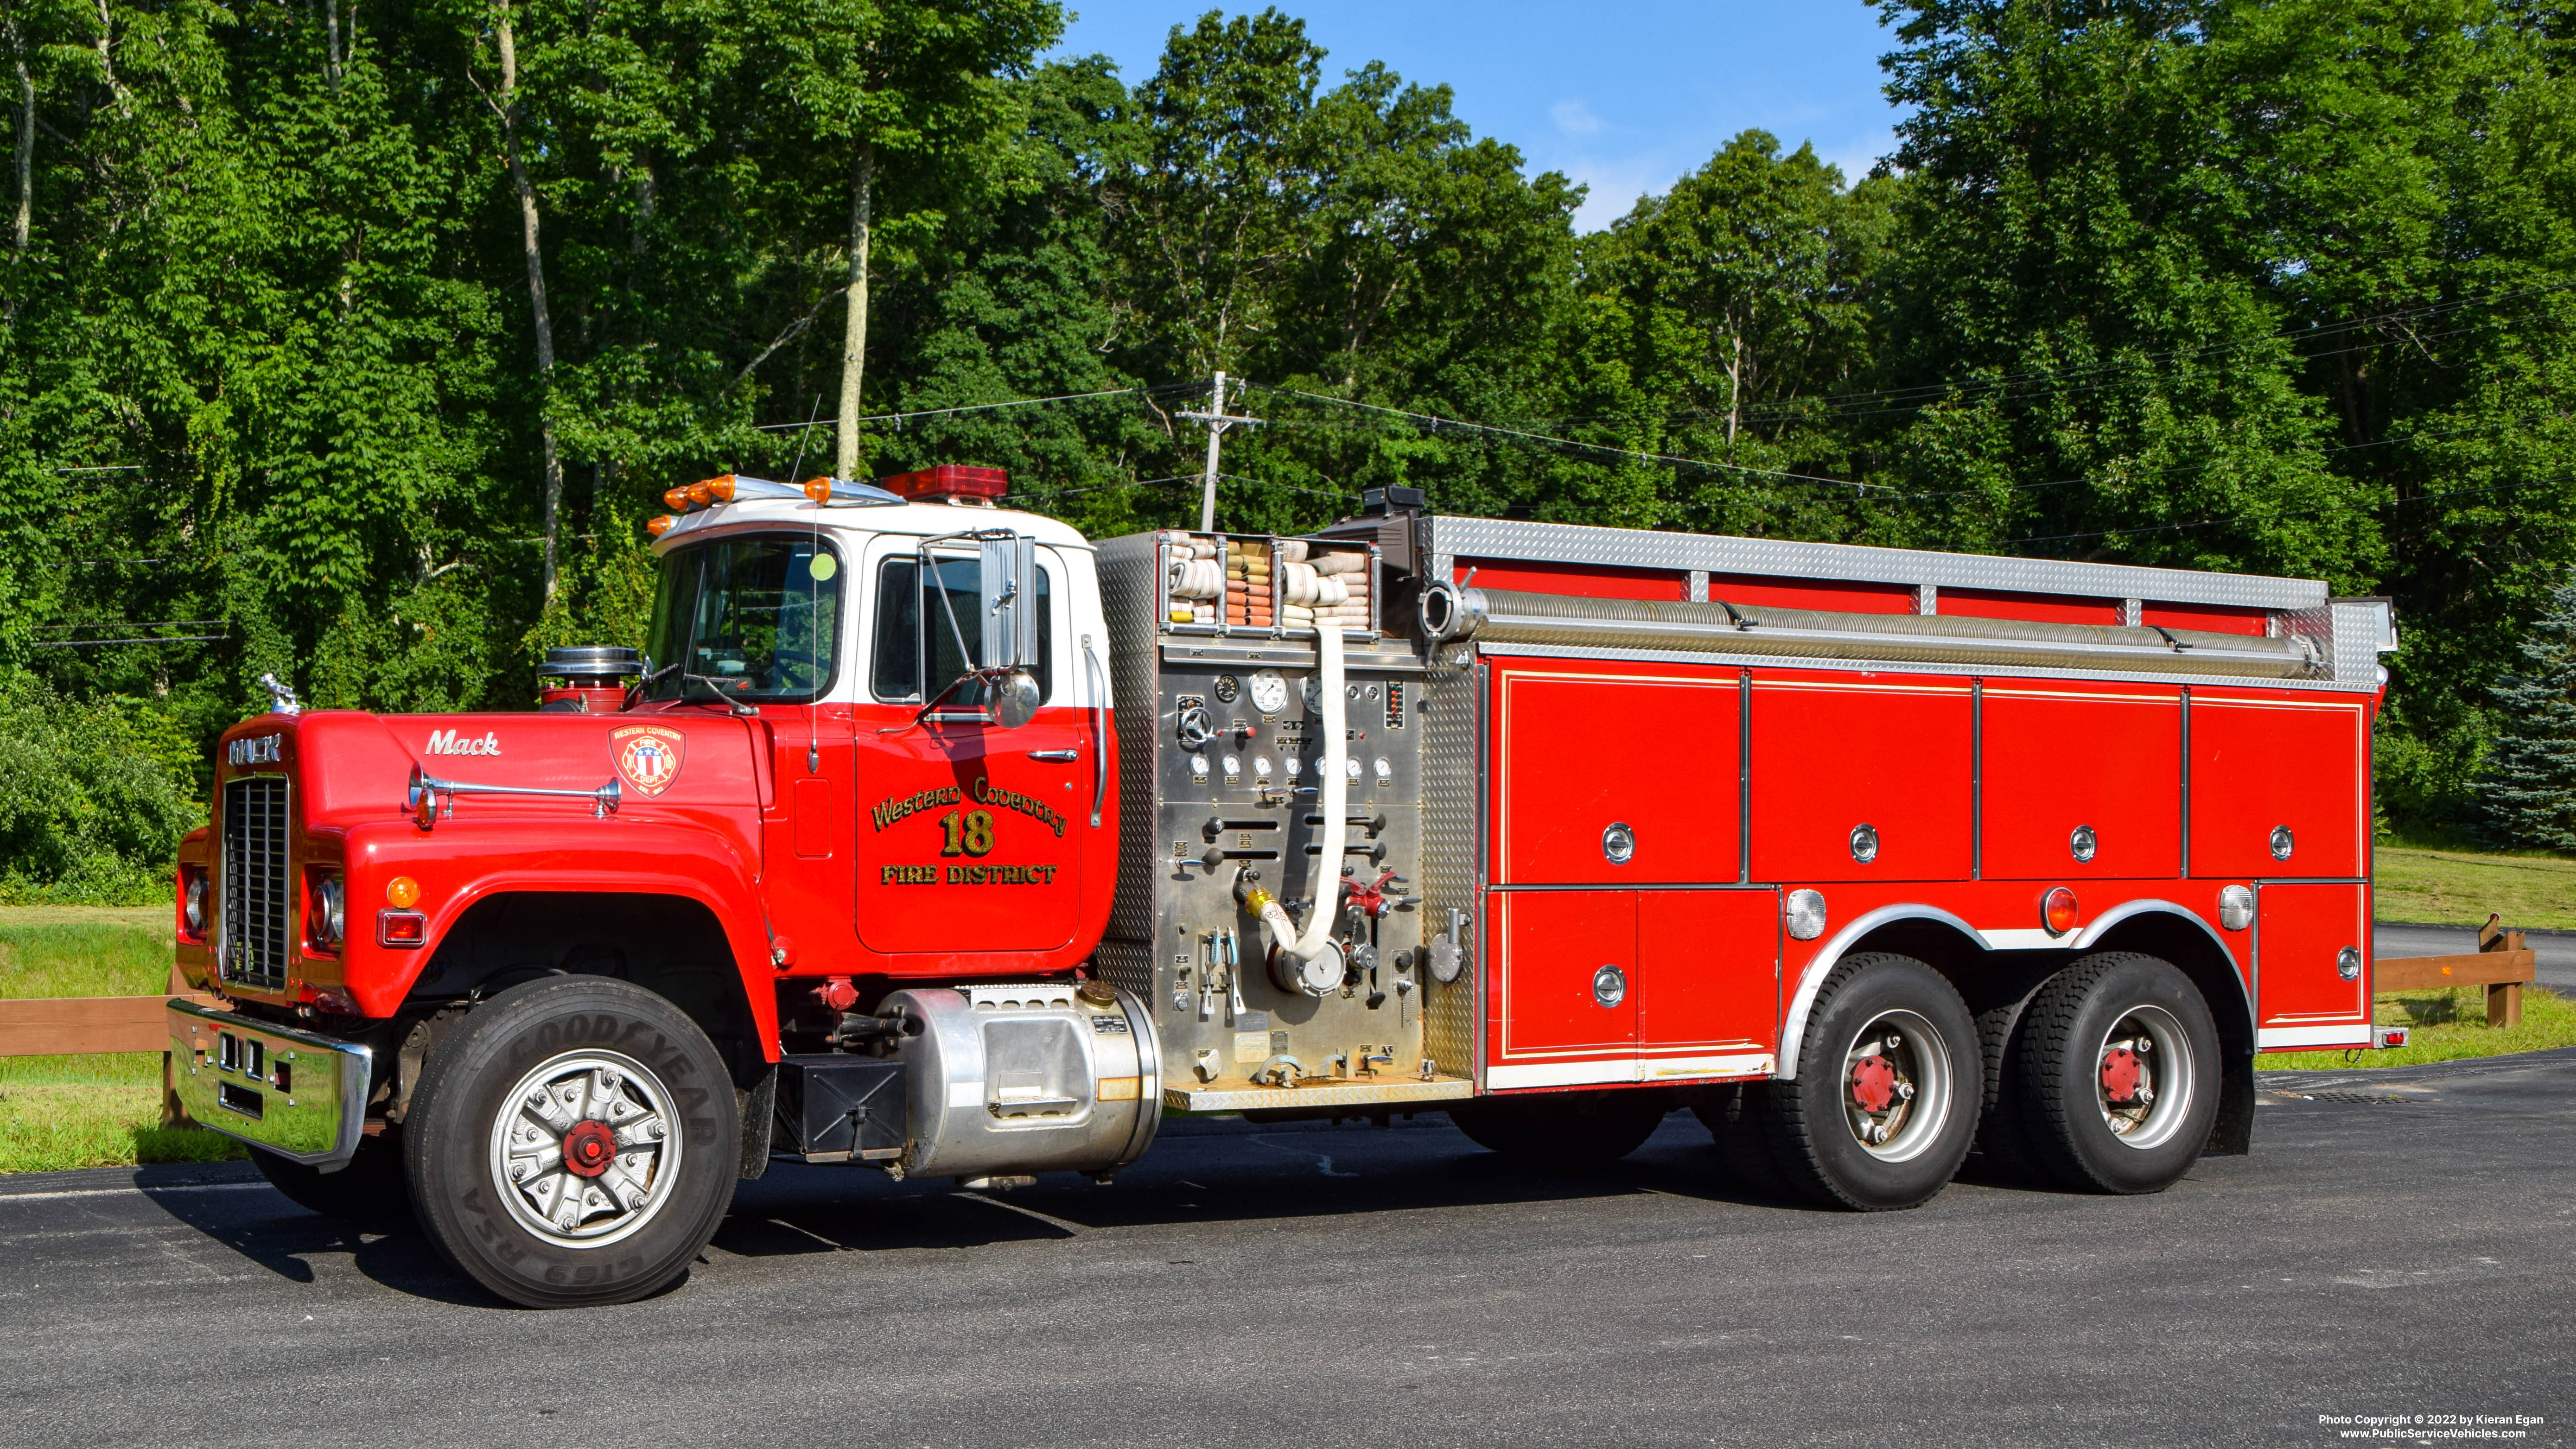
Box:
left=488, top=1050, right=681, bottom=1249
left=1840, top=1010, right=1951, bottom=1163
left=2097, top=1005, right=2194, bottom=1150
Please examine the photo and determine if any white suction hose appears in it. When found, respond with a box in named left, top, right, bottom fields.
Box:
left=1248, top=622, right=1348, bottom=961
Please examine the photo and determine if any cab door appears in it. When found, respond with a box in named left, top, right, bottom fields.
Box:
left=852, top=537, right=1089, bottom=955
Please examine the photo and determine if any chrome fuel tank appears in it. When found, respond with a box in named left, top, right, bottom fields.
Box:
left=882, top=982, right=1160, bottom=1181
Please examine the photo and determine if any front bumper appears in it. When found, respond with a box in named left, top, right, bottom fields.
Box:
left=169, top=1000, right=373, bottom=1170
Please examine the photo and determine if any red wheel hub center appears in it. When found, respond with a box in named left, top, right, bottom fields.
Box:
left=2100, top=1048, right=2143, bottom=1104
left=1850, top=1055, right=1898, bottom=1114
left=561, top=1120, right=618, bottom=1178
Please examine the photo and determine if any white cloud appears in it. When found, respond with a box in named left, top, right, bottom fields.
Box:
left=1550, top=99, right=1605, bottom=136
left=1562, top=153, right=1671, bottom=233
left=1817, top=127, right=1898, bottom=183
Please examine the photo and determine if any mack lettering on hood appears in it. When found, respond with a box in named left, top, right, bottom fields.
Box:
left=425, top=728, right=501, bottom=756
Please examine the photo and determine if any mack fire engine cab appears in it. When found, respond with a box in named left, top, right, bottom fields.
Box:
left=167, top=467, right=2398, bottom=1307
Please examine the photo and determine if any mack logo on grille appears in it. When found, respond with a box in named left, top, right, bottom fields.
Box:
left=226, top=734, right=282, bottom=766
left=425, top=728, right=501, bottom=757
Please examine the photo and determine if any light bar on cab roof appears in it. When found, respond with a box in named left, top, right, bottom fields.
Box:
left=643, top=472, right=909, bottom=540
left=797, top=476, right=908, bottom=508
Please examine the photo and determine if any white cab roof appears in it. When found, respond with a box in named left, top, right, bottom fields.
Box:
left=649, top=497, right=1094, bottom=556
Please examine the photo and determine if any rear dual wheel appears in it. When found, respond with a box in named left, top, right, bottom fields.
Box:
left=2004, top=953, right=2221, bottom=1195
left=1701, top=953, right=1980, bottom=1211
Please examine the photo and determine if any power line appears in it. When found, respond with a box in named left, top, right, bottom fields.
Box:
left=1248, top=383, right=1897, bottom=496
left=2007, top=476, right=2560, bottom=547
left=754, top=384, right=1198, bottom=432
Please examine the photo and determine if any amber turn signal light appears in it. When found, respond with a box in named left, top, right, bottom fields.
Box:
left=378, top=909, right=428, bottom=947
left=385, top=876, right=420, bottom=908
left=2042, top=886, right=2080, bottom=936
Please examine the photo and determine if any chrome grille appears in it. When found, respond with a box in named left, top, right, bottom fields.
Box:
left=221, top=775, right=292, bottom=990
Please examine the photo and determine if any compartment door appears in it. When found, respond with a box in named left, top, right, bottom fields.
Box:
left=1749, top=672, right=1973, bottom=883
left=1636, top=890, right=1778, bottom=1079
left=1981, top=683, right=2182, bottom=880
left=1487, top=890, right=1637, bottom=1089
left=1492, top=664, right=1739, bottom=885
left=2256, top=882, right=2371, bottom=1049
left=2188, top=692, right=2368, bottom=880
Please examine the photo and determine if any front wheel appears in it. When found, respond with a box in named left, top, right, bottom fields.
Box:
left=404, top=977, right=740, bottom=1307
left=2014, top=953, right=2221, bottom=1195
left=1762, top=953, right=1980, bottom=1210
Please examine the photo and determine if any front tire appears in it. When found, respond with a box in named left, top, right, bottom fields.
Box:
left=1450, top=1090, right=1667, bottom=1165
left=2014, top=953, right=2221, bottom=1195
left=1763, top=953, right=1979, bottom=1211
left=405, top=977, right=739, bottom=1307
left=252, top=1134, right=409, bottom=1222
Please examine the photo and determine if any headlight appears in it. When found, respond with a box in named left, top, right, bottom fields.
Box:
left=183, top=874, right=207, bottom=934
left=312, top=875, right=345, bottom=947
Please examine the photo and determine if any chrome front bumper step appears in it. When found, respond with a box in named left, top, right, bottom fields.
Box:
left=168, top=999, right=373, bottom=1170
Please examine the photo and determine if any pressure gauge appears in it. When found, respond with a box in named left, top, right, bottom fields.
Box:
left=1213, top=674, right=1240, bottom=705
left=1301, top=674, right=1324, bottom=712
left=1247, top=670, right=1288, bottom=714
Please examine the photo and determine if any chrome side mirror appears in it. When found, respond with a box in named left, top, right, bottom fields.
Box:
left=989, top=668, right=1042, bottom=730
left=980, top=534, right=1039, bottom=673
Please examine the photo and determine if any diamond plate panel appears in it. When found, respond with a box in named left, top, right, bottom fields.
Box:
left=1092, top=939, right=1155, bottom=1003
left=1418, top=659, right=1479, bottom=1080
left=1424, top=516, right=2328, bottom=611
left=1095, top=533, right=1168, bottom=944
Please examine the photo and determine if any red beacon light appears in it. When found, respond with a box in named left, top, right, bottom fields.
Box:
left=878, top=464, right=1009, bottom=502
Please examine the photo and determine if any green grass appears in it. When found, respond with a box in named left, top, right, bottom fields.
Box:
left=0, top=907, right=245, bottom=1173
left=2374, top=839, right=2576, bottom=929
left=2258, top=985, right=2576, bottom=1070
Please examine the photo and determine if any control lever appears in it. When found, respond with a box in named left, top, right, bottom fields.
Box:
left=1222, top=929, right=1246, bottom=1021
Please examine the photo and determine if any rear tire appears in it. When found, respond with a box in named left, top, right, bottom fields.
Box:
left=1971, top=994, right=2048, bottom=1183
left=405, top=976, right=739, bottom=1308
left=1762, top=953, right=1979, bottom=1211
left=2015, top=953, right=2221, bottom=1195
left=1449, top=1090, right=1667, bottom=1165
left=252, top=1134, right=409, bottom=1222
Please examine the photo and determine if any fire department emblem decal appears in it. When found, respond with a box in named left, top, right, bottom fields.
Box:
left=609, top=724, right=685, bottom=797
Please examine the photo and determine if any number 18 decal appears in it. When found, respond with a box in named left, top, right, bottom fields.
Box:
left=939, top=809, right=996, bottom=857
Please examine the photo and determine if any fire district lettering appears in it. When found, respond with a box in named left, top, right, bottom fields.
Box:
left=870, top=785, right=961, bottom=832
left=880, top=863, right=1060, bottom=886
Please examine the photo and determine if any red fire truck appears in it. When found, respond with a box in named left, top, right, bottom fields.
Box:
left=166, top=467, right=2397, bottom=1306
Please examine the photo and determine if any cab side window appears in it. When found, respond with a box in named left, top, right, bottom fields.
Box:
left=871, top=555, right=1054, bottom=704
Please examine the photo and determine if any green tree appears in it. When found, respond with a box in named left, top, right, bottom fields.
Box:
left=2478, top=576, right=2576, bottom=850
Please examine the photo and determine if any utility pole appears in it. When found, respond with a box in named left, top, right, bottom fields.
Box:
left=1178, top=371, right=1263, bottom=533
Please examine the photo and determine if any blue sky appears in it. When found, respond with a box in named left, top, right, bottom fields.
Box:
left=1051, top=2, right=1907, bottom=232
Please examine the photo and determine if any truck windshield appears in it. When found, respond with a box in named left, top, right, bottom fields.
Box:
left=642, top=535, right=843, bottom=703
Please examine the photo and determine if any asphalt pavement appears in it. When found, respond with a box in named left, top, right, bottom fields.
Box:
left=2377, top=922, right=2576, bottom=994
left=3, top=1048, right=2571, bottom=1448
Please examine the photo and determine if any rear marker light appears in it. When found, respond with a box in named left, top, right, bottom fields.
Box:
left=2218, top=884, right=2255, bottom=931
left=1785, top=889, right=1828, bottom=942
left=2374, top=1025, right=2410, bottom=1049
left=2042, top=887, right=2080, bottom=936
left=379, top=909, right=428, bottom=947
